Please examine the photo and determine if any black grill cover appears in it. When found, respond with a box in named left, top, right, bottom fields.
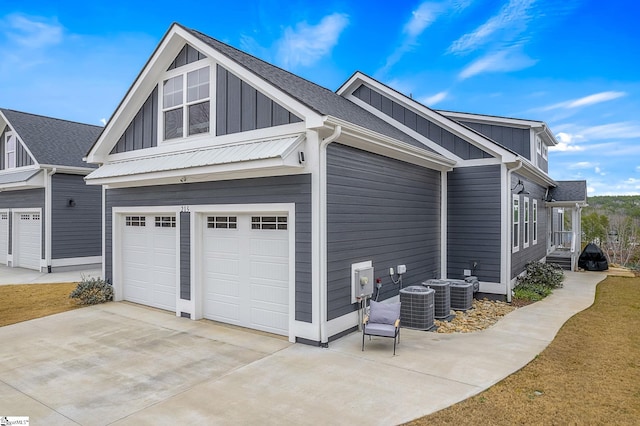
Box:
left=578, top=243, right=609, bottom=271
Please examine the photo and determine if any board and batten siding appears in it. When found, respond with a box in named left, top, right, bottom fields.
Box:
left=215, top=65, right=302, bottom=136
left=104, top=174, right=313, bottom=322
left=0, top=188, right=45, bottom=256
left=110, top=86, right=159, bottom=154
left=326, top=143, right=441, bottom=321
left=447, top=165, right=502, bottom=283
left=458, top=121, right=530, bottom=161
left=352, top=85, right=492, bottom=160
left=511, top=176, right=548, bottom=279
left=50, top=174, right=102, bottom=259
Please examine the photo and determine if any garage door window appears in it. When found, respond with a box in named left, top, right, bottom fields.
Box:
left=155, top=216, right=176, bottom=228
left=251, top=216, right=287, bottom=230
left=207, top=216, right=237, bottom=229
left=0, top=213, right=6, bottom=220
left=126, top=216, right=146, bottom=226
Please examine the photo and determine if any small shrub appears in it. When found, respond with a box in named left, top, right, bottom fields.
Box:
left=514, top=261, right=564, bottom=302
left=70, top=276, right=113, bottom=305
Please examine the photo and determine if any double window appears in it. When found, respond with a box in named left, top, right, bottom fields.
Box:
left=162, top=66, right=210, bottom=140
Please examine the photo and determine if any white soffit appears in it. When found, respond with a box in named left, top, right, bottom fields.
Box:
left=86, top=135, right=304, bottom=181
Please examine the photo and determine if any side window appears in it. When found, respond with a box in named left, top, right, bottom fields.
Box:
left=523, top=197, right=530, bottom=248
left=5, top=133, right=16, bottom=169
left=512, top=196, right=519, bottom=252
left=533, top=199, right=538, bottom=244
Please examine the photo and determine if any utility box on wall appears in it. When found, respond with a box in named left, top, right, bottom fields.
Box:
left=351, top=261, right=374, bottom=302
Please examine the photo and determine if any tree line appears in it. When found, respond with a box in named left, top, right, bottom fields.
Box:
left=582, top=195, right=640, bottom=269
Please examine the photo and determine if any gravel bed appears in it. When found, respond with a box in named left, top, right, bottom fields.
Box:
left=434, top=298, right=517, bottom=333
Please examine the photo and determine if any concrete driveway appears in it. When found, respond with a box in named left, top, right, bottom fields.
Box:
left=0, top=271, right=605, bottom=425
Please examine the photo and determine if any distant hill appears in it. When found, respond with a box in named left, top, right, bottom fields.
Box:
left=585, top=195, right=640, bottom=217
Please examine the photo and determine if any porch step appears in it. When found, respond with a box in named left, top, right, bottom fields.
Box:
left=547, top=256, right=572, bottom=271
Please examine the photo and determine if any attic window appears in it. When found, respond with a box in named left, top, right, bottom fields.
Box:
left=162, top=66, right=210, bottom=140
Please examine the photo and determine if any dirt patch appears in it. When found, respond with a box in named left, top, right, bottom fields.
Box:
left=405, top=276, right=640, bottom=425
left=0, top=283, right=82, bottom=327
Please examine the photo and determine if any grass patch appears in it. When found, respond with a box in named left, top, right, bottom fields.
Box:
left=406, top=275, right=640, bottom=425
left=0, top=283, right=82, bottom=327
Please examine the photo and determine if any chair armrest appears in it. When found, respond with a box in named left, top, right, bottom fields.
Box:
left=394, top=318, right=400, bottom=328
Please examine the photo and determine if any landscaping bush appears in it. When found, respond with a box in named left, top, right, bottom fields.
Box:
left=513, top=261, right=564, bottom=301
left=69, top=276, right=113, bottom=305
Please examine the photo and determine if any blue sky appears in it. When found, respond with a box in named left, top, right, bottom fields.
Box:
left=1, top=0, right=638, bottom=195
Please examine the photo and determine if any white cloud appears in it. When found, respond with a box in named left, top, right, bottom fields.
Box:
left=404, top=2, right=443, bottom=37
left=580, top=122, right=640, bottom=140
left=2, top=13, right=63, bottom=49
left=541, top=91, right=627, bottom=111
left=458, top=48, right=537, bottom=79
left=420, top=91, right=448, bottom=105
left=100, top=118, right=107, bottom=126
left=448, top=0, right=536, bottom=55
left=276, top=13, right=349, bottom=68
left=568, top=161, right=594, bottom=169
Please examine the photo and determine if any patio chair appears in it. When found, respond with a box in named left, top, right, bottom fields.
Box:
left=362, top=300, right=401, bottom=355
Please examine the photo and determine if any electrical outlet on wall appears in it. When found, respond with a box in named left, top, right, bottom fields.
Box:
left=389, top=267, right=394, bottom=276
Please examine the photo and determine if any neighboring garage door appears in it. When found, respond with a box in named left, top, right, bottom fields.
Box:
left=0, top=212, right=8, bottom=265
left=14, top=212, right=41, bottom=270
left=121, top=215, right=177, bottom=311
left=203, top=214, right=289, bottom=336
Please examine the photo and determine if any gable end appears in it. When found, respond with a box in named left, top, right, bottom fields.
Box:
left=353, top=84, right=491, bottom=160
left=111, top=85, right=159, bottom=154
left=1, top=125, right=36, bottom=169
left=167, top=44, right=207, bottom=71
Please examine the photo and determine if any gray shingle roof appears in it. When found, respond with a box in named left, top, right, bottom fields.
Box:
left=1, top=109, right=102, bottom=168
left=182, top=25, right=434, bottom=153
left=549, top=180, right=587, bottom=203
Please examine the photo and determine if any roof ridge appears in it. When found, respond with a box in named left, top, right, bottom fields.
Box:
left=0, top=108, right=103, bottom=129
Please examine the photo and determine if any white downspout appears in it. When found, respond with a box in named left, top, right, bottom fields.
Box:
left=505, top=160, right=523, bottom=302
left=319, top=125, right=341, bottom=346
left=45, top=167, right=57, bottom=272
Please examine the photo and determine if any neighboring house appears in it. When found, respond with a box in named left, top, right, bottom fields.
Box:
left=0, top=109, right=103, bottom=272
left=85, top=23, right=586, bottom=345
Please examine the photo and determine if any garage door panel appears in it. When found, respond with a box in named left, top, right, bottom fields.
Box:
left=15, top=212, right=41, bottom=270
left=121, top=214, right=177, bottom=312
left=203, top=213, right=289, bottom=336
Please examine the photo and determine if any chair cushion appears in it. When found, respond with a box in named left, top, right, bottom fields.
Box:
left=364, top=323, right=397, bottom=338
left=369, top=301, right=401, bottom=325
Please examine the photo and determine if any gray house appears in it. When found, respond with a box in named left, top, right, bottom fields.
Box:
left=85, top=23, right=585, bottom=345
left=0, top=109, right=102, bottom=271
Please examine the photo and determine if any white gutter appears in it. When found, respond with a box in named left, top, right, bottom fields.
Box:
left=45, top=167, right=57, bottom=272
left=318, top=125, right=342, bottom=346
left=505, top=160, right=523, bottom=302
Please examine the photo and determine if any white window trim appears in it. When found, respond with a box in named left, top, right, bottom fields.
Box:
left=542, top=144, right=548, bottom=160
left=512, top=195, right=519, bottom=253
left=523, top=197, right=530, bottom=248
left=536, top=136, right=542, bottom=154
left=159, top=58, right=213, bottom=145
left=532, top=199, right=538, bottom=245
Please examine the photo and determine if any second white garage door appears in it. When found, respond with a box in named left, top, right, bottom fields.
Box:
left=14, top=211, right=42, bottom=270
left=203, top=214, right=289, bottom=336
left=121, top=215, right=177, bottom=311
left=0, top=212, right=8, bottom=265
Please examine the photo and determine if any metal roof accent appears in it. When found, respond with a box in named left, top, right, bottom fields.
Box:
left=86, top=135, right=304, bottom=180
left=0, top=169, right=41, bottom=185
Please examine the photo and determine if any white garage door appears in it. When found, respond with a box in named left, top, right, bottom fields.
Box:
left=14, top=212, right=41, bottom=270
left=0, top=212, right=8, bottom=265
left=203, top=214, right=289, bottom=335
left=121, top=215, right=177, bottom=311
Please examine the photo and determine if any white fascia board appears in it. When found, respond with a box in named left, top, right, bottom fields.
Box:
left=511, top=160, right=557, bottom=187
left=325, top=117, right=455, bottom=171
left=338, top=73, right=515, bottom=162
left=38, top=164, right=96, bottom=175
